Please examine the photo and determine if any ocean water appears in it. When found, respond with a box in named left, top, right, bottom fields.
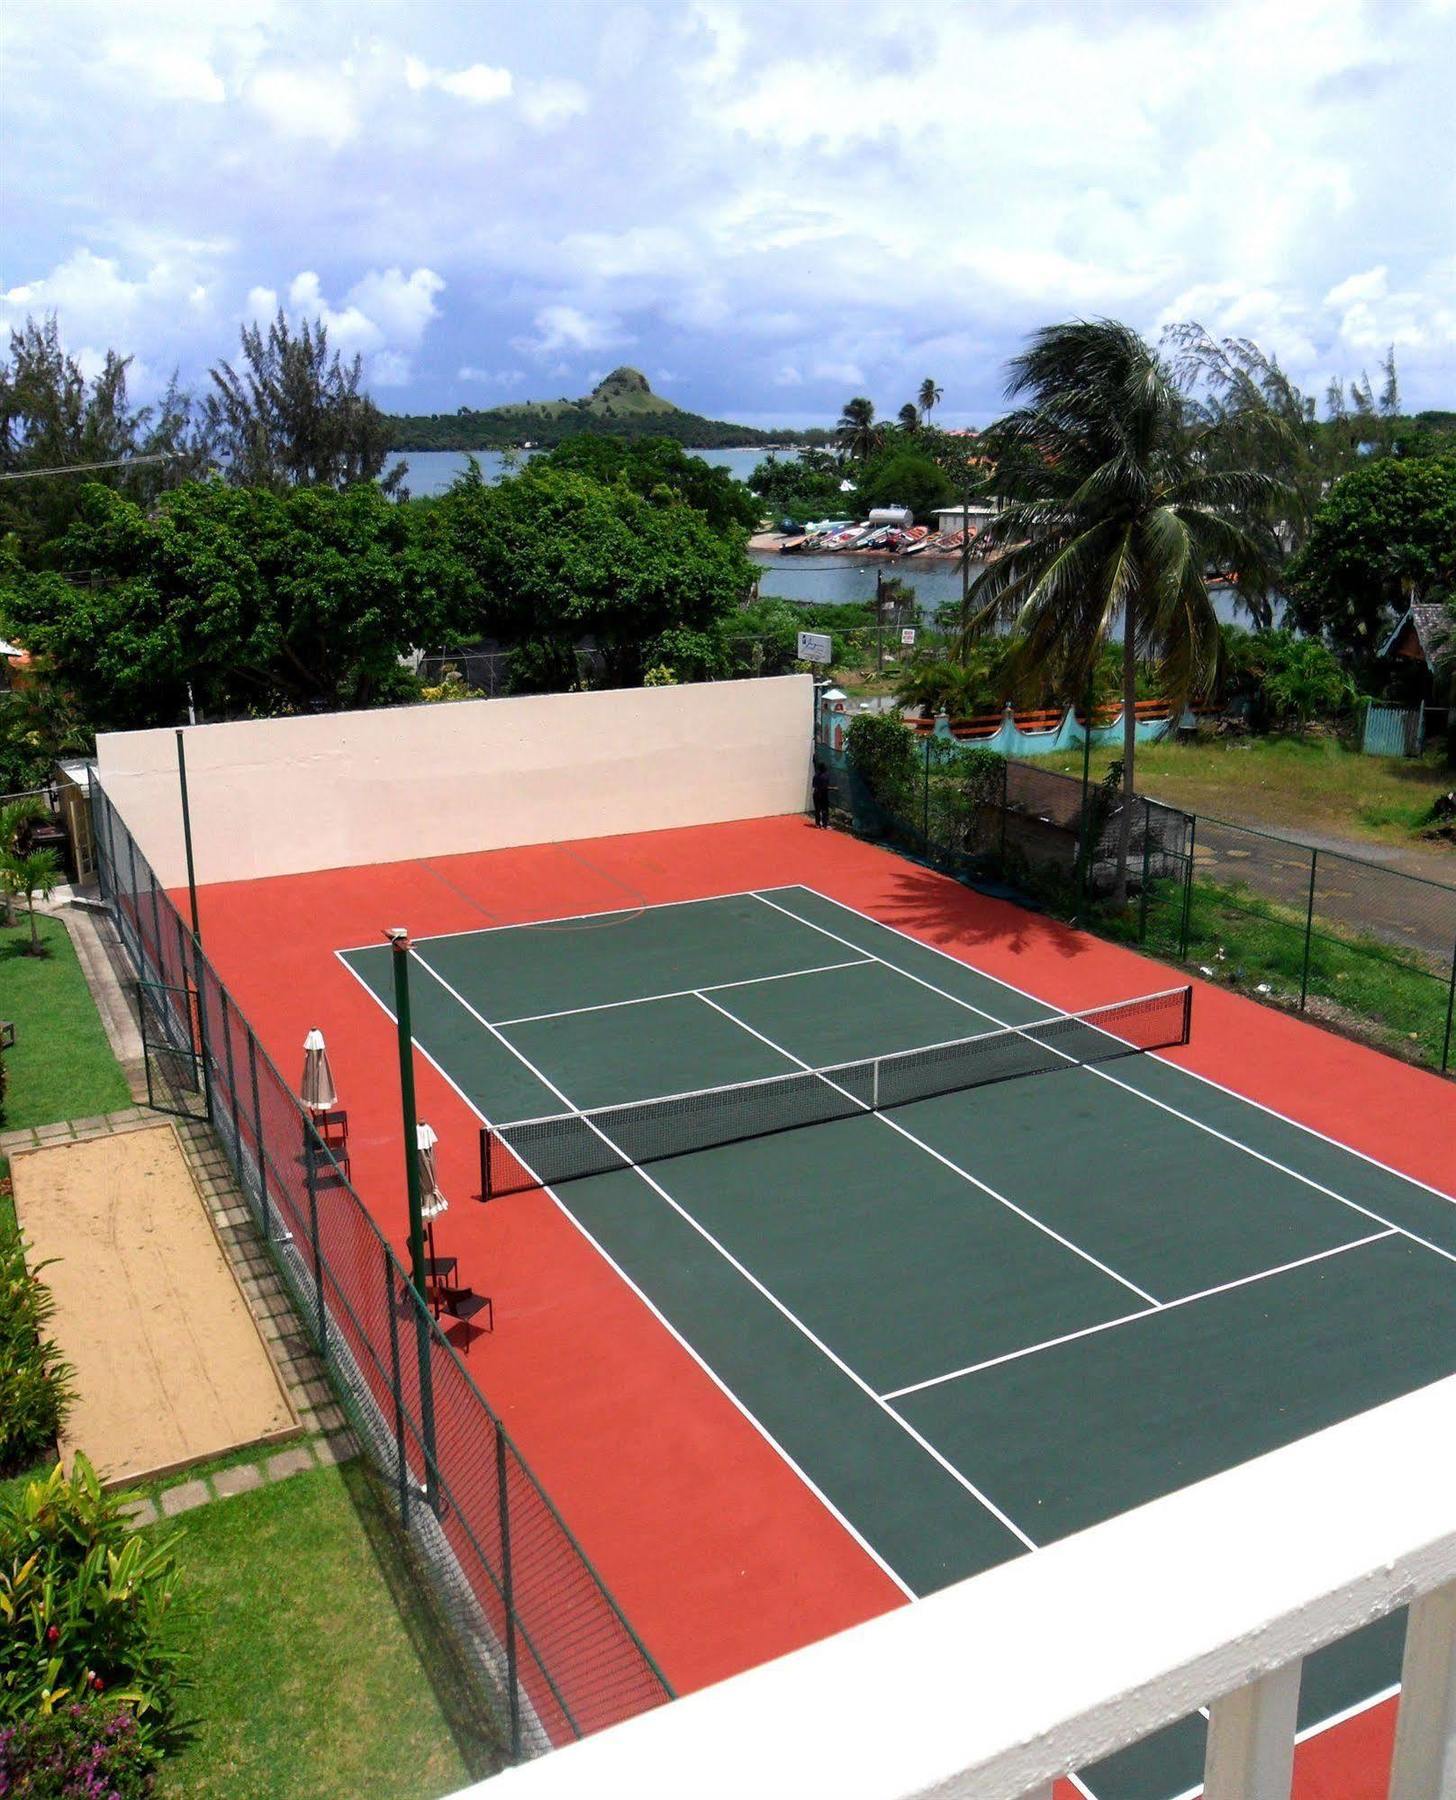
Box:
left=395, top=444, right=788, bottom=495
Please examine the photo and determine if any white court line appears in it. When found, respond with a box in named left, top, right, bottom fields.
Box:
left=766, top=884, right=1456, bottom=1209
left=336, top=884, right=797, bottom=957
left=492, top=957, right=874, bottom=1028
left=408, top=945, right=1040, bottom=1558
left=753, top=890, right=1456, bottom=1271
left=882, top=1230, right=1397, bottom=1402
left=334, top=947, right=918, bottom=1602
left=692, top=991, right=1159, bottom=1309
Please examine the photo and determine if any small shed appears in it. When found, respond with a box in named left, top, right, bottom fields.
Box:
left=934, top=502, right=1000, bottom=537
left=1378, top=604, right=1453, bottom=699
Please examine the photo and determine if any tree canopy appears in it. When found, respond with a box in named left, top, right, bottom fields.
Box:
left=534, top=436, right=760, bottom=533
left=2, top=480, right=464, bottom=727
left=1284, top=454, right=1456, bottom=668
left=436, top=465, right=753, bottom=690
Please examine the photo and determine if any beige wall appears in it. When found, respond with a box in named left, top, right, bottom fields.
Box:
left=95, top=676, right=814, bottom=888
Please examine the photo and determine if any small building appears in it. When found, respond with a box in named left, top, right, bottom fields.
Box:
left=934, top=502, right=1000, bottom=537
left=1378, top=604, right=1453, bottom=701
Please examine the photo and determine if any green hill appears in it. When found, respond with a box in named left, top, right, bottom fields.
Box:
left=385, top=367, right=827, bottom=451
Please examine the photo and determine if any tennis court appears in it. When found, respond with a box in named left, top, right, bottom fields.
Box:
left=334, top=879, right=1456, bottom=1800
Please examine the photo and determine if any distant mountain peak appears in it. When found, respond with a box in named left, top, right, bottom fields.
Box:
left=591, top=366, right=653, bottom=400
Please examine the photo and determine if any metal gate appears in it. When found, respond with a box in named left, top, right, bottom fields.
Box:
left=1362, top=701, right=1426, bottom=757
left=137, top=979, right=209, bottom=1119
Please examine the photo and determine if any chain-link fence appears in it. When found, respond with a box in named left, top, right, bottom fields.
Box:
left=88, top=775, right=673, bottom=1758
left=827, top=731, right=1456, bottom=1077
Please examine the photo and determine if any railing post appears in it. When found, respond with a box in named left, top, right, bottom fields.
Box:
left=306, top=1130, right=327, bottom=1356
left=1299, top=849, right=1318, bottom=1010
left=496, top=1428, right=522, bottom=1760
left=1389, top=1578, right=1456, bottom=1800
left=1178, top=815, right=1198, bottom=958
left=247, top=1034, right=271, bottom=1241
left=385, top=1245, right=411, bottom=1529
left=1203, top=1661, right=1301, bottom=1800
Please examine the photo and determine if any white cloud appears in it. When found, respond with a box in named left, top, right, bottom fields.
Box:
left=404, top=54, right=512, bottom=104
left=346, top=268, right=444, bottom=345
left=246, top=66, right=359, bottom=148
left=519, top=78, right=588, bottom=128
left=369, top=350, right=412, bottom=388
left=98, top=39, right=225, bottom=103
left=459, top=366, right=527, bottom=387
left=511, top=304, right=630, bottom=357
left=1325, top=266, right=1389, bottom=309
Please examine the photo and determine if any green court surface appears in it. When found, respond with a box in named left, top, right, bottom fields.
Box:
left=341, top=885, right=1456, bottom=1800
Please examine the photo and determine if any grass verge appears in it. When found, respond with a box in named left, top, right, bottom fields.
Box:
left=1033, top=733, right=1455, bottom=853
left=0, top=914, right=132, bottom=1130
left=150, top=1460, right=496, bottom=1800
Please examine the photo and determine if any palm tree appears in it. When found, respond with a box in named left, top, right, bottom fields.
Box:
left=0, top=797, right=46, bottom=927
left=837, top=397, right=882, bottom=463
left=918, top=377, right=943, bottom=423
left=2, top=847, right=59, bottom=954
left=897, top=402, right=920, bottom=433
left=968, top=319, right=1281, bottom=902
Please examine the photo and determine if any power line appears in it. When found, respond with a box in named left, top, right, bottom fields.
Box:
left=0, top=450, right=180, bottom=483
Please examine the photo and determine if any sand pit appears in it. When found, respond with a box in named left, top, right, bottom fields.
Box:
left=10, top=1124, right=297, bottom=1484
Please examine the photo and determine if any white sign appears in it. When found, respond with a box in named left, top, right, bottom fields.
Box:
left=797, top=630, right=833, bottom=665
left=900, top=627, right=917, bottom=647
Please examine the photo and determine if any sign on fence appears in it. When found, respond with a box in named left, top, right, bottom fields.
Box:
left=901, top=628, right=917, bottom=647
left=796, top=631, right=833, bottom=665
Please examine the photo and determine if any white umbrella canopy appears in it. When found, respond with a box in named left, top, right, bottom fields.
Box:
left=416, top=1123, right=448, bottom=1268
left=301, top=1028, right=337, bottom=1113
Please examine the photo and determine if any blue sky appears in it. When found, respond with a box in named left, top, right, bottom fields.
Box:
left=3, top=0, right=1453, bottom=427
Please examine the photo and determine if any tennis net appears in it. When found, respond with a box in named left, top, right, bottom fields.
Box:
left=480, top=984, right=1192, bottom=1198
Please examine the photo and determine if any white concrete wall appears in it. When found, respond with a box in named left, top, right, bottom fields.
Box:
left=463, top=1373, right=1456, bottom=1800
left=95, top=676, right=814, bottom=887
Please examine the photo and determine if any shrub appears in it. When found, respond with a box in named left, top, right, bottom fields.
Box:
left=0, top=1697, right=155, bottom=1798
left=0, top=1236, right=74, bottom=1477
left=846, top=712, right=920, bottom=817
left=0, top=1457, right=186, bottom=1769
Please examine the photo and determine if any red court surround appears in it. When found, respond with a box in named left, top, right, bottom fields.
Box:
left=180, top=815, right=1454, bottom=1791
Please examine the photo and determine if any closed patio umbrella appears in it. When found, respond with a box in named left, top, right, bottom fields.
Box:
left=301, top=1028, right=337, bottom=1114
left=417, top=1123, right=448, bottom=1266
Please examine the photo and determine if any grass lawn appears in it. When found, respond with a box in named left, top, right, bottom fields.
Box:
left=1031, top=733, right=1455, bottom=855
left=0, top=913, right=132, bottom=1130
left=152, top=1460, right=493, bottom=1800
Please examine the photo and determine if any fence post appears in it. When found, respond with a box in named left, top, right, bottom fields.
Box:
left=1178, top=814, right=1198, bottom=959
left=922, top=737, right=931, bottom=855
left=385, top=1245, right=411, bottom=1528
left=998, top=761, right=1009, bottom=866
left=1299, top=850, right=1318, bottom=1010
left=1443, top=934, right=1456, bottom=1076
left=219, top=987, right=239, bottom=1157
left=1138, top=799, right=1153, bottom=944
left=495, top=1429, right=522, bottom=1760
left=306, top=1132, right=327, bottom=1356
left=247, top=1034, right=271, bottom=1242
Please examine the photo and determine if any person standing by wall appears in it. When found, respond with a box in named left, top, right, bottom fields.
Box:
left=811, top=759, right=831, bottom=828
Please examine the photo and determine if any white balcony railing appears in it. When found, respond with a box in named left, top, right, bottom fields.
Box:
left=451, top=1373, right=1456, bottom=1800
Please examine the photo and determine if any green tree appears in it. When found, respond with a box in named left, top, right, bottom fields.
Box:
left=897, top=402, right=920, bottom=433
left=917, top=377, right=943, bottom=423
left=1, top=846, right=59, bottom=953
left=440, top=466, right=751, bottom=689
left=3, top=480, right=466, bottom=726
left=0, top=316, right=211, bottom=565
left=206, top=310, right=404, bottom=495
left=970, top=319, right=1278, bottom=901
left=1285, top=455, right=1456, bottom=672
left=858, top=450, right=956, bottom=520
left=837, top=397, right=882, bottom=463
left=537, top=436, right=759, bottom=533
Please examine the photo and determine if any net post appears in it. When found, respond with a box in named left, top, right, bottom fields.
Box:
left=384, top=1243, right=411, bottom=1529
left=872, top=1056, right=880, bottom=1112
left=495, top=1427, right=522, bottom=1760
left=480, top=1126, right=492, bottom=1202
left=1299, top=848, right=1318, bottom=1010
left=1181, top=985, right=1193, bottom=1045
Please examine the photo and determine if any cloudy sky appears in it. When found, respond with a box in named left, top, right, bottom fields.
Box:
left=3, top=0, right=1454, bottom=428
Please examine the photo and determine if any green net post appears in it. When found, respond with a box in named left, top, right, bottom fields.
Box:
left=1299, top=849, right=1319, bottom=1009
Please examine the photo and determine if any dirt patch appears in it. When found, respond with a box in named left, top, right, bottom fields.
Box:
left=10, top=1124, right=297, bottom=1485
